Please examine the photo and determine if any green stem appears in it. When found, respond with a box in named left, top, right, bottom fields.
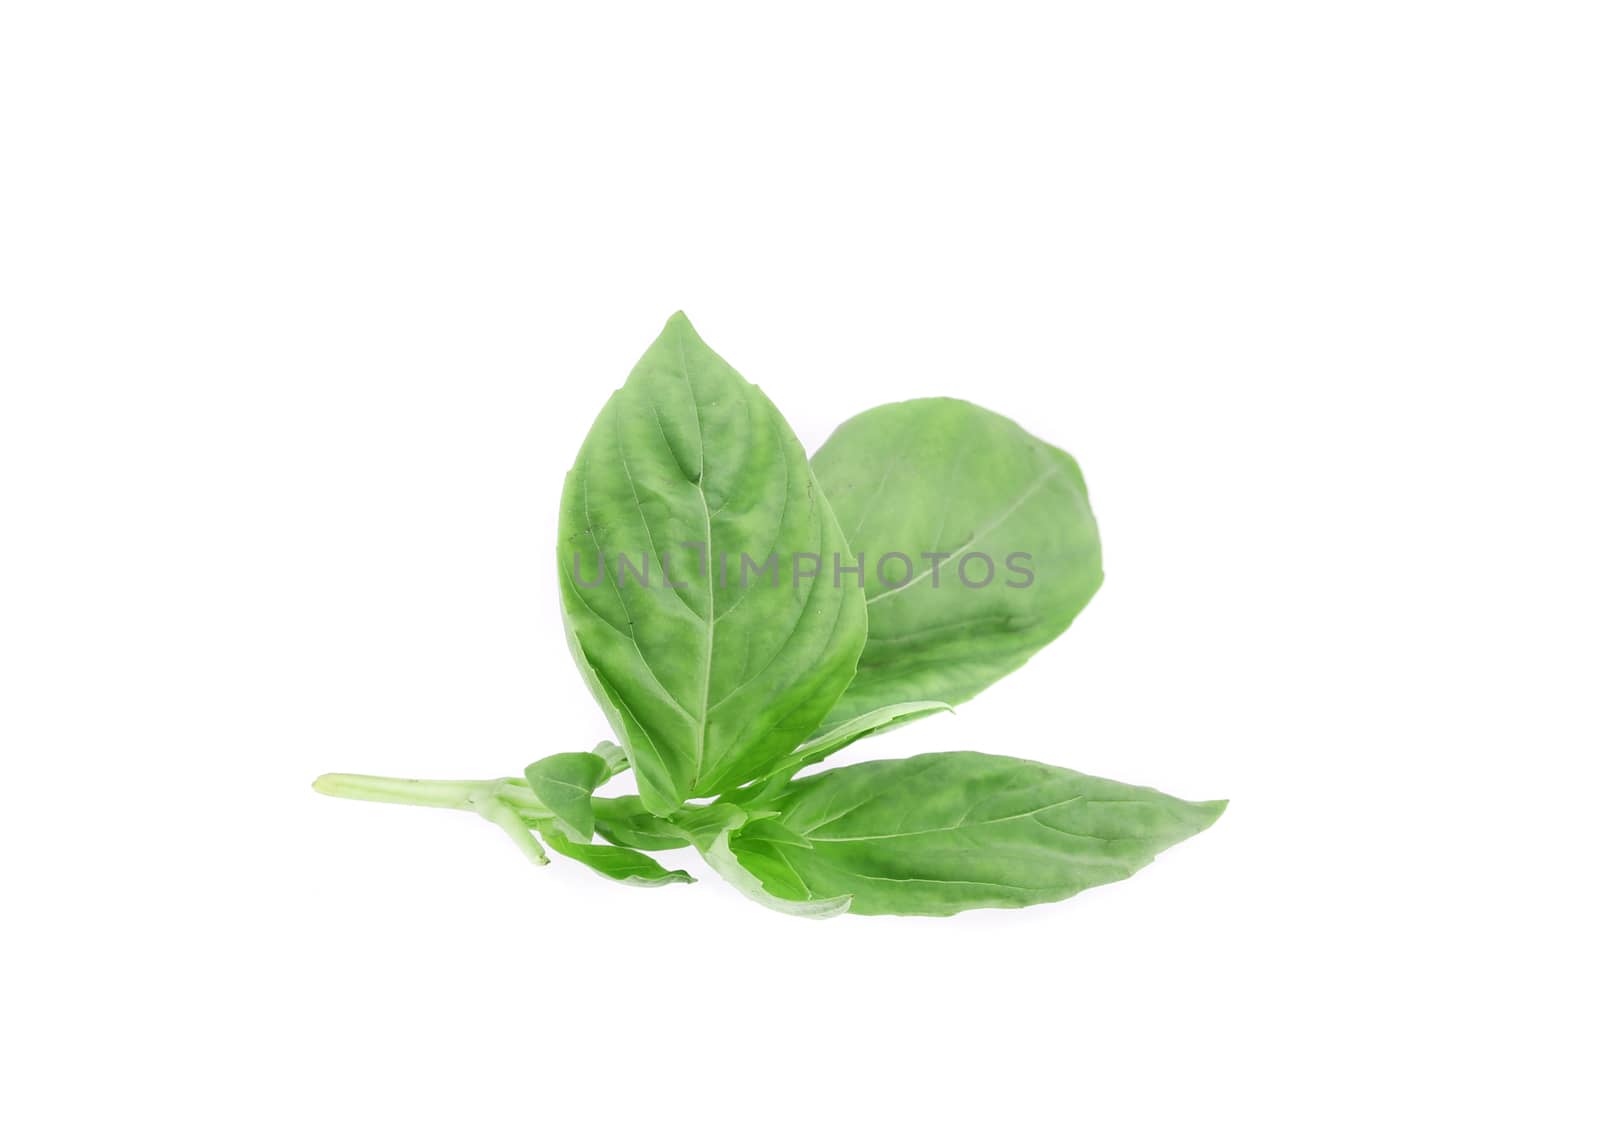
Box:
left=313, top=774, right=488, bottom=810
left=480, top=798, right=550, bottom=866
left=312, top=773, right=555, bottom=864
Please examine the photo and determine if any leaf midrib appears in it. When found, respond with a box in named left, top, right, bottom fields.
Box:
left=800, top=795, right=1093, bottom=842
left=864, top=465, right=1063, bottom=606
left=677, top=331, right=715, bottom=790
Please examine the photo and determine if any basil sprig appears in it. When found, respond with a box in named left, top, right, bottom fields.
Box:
left=315, top=315, right=1224, bottom=917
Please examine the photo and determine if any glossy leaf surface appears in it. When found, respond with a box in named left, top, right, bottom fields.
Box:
left=559, top=313, right=868, bottom=813
left=725, top=751, right=1225, bottom=916
left=811, top=398, right=1101, bottom=728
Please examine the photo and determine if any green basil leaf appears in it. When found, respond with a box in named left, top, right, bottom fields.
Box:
left=725, top=751, right=1225, bottom=916
left=540, top=826, right=694, bottom=887
left=811, top=398, right=1101, bottom=729
left=594, top=796, right=772, bottom=855
left=719, top=699, right=952, bottom=805
left=523, top=752, right=609, bottom=842
left=591, top=795, right=692, bottom=852
left=559, top=313, right=868, bottom=814
left=665, top=801, right=765, bottom=850
left=591, top=739, right=630, bottom=776
left=700, top=829, right=852, bottom=918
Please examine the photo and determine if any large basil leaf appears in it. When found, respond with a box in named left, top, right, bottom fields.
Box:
left=811, top=398, right=1101, bottom=728
left=558, top=313, right=868, bottom=814
left=723, top=751, right=1225, bottom=916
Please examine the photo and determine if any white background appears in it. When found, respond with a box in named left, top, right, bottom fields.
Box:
left=3, top=3, right=1596, bottom=1128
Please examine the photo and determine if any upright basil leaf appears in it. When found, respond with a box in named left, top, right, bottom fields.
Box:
left=540, top=826, right=694, bottom=887
left=724, top=751, right=1225, bottom=916
left=811, top=398, right=1101, bottom=729
left=559, top=313, right=868, bottom=814
left=524, top=752, right=609, bottom=842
